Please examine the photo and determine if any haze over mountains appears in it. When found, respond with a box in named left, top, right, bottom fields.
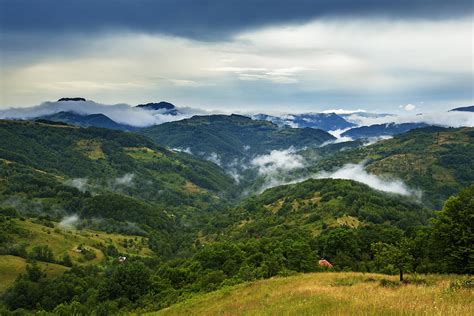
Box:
left=1, top=98, right=473, bottom=133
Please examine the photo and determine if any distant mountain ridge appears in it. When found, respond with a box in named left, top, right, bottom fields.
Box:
left=57, top=97, right=86, bottom=102
left=341, top=122, right=429, bottom=139
left=449, top=105, right=474, bottom=112
left=136, top=101, right=180, bottom=115
left=139, top=114, right=335, bottom=166
left=253, top=113, right=355, bottom=131
left=37, top=111, right=137, bottom=131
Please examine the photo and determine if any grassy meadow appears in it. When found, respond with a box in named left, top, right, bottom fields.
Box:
left=153, top=272, right=473, bottom=316
left=0, top=218, right=153, bottom=293
left=0, top=255, right=68, bottom=293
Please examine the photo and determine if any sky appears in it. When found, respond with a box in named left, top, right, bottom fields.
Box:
left=0, top=0, right=473, bottom=113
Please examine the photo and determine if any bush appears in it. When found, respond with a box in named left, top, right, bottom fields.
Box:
left=448, top=278, right=473, bottom=290
left=379, top=279, right=401, bottom=288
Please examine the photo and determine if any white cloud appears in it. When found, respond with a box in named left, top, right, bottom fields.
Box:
left=0, top=99, right=204, bottom=127
left=345, top=111, right=474, bottom=128
left=315, top=163, right=418, bottom=196
left=323, top=109, right=367, bottom=115
left=404, top=104, right=416, bottom=111
left=65, top=178, right=88, bottom=192
left=59, top=214, right=79, bottom=228
left=172, top=147, right=193, bottom=154
left=206, top=152, right=222, bottom=166
left=363, top=135, right=393, bottom=146
left=115, top=173, right=135, bottom=186
left=328, top=128, right=352, bottom=138
left=251, top=147, right=305, bottom=175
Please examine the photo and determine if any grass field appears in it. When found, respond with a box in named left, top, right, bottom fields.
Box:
left=0, top=255, right=68, bottom=293
left=153, top=272, right=473, bottom=316
left=0, top=218, right=154, bottom=293
left=10, top=219, right=152, bottom=266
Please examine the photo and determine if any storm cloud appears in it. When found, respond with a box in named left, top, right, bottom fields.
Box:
left=2, top=1, right=470, bottom=42
left=1, top=1, right=472, bottom=113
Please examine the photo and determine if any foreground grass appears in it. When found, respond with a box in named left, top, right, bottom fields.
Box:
left=153, top=272, right=473, bottom=316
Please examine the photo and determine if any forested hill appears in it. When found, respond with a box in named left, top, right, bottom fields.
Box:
left=139, top=114, right=335, bottom=166
left=305, top=127, right=474, bottom=209
left=0, top=120, right=237, bottom=210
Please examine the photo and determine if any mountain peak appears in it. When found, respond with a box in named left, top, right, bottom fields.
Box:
left=57, top=97, right=86, bottom=102
left=136, top=101, right=175, bottom=110
left=449, top=105, right=474, bottom=112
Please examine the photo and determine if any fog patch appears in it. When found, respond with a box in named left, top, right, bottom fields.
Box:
left=316, top=163, right=419, bottom=197
left=206, top=152, right=222, bottom=167
left=115, top=173, right=135, bottom=186
left=250, top=147, right=307, bottom=192
left=345, top=111, right=474, bottom=128
left=173, top=147, right=192, bottom=154
left=251, top=147, right=305, bottom=175
left=59, top=214, right=79, bottom=228
left=320, top=136, right=354, bottom=147
left=328, top=128, right=351, bottom=138
left=65, top=178, right=88, bottom=192
left=363, top=135, right=393, bottom=146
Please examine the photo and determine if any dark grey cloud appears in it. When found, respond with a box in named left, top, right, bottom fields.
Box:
left=1, top=0, right=472, bottom=41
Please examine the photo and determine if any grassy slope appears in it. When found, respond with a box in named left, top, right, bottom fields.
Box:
left=0, top=256, right=68, bottom=293
left=7, top=218, right=152, bottom=264
left=0, top=218, right=153, bottom=293
left=15, top=220, right=152, bottom=264
left=154, top=272, right=473, bottom=316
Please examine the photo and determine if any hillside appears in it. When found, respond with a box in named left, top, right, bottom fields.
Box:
left=154, top=272, right=473, bottom=316
left=341, top=122, right=429, bottom=139
left=0, top=216, right=152, bottom=293
left=232, top=178, right=429, bottom=236
left=0, top=120, right=237, bottom=209
left=139, top=114, right=335, bottom=166
left=450, top=105, right=474, bottom=112
left=0, top=120, right=239, bottom=260
left=304, top=127, right=474, bottom=208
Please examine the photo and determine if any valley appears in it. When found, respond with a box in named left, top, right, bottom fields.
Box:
left=0, top=113, right=472, bottom=315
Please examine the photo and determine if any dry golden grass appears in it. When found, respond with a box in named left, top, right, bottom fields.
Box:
left=76, top=139, right=105, bottom=159
left=154, top=272, right=473, bottom=316
left=125, top=147, right=164, bottom=161
left=184, top=181, right=203, bottom=194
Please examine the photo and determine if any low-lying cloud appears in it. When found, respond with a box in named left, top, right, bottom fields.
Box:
left=65, top=178, right=88, bottom=192
left=251, top=147, right=305, bottom=175
left=344, top=111, right=474, bottom=128
left=59, top=214, right=79, bottom=228
left=0, top=99, right=206, bottom=127
left=115, top=173, right=135, bottom=186
left=316, top=163, right=418, bottom=196
left=206, top=152, right=223, bottom=167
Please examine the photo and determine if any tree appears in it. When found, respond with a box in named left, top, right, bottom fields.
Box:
left=372, top=238, right=414, bottom=281
left=430, top=185, right=474, bottom=274
left=100, top=262, right=151, bottom=301
left=30, top=245, right=54, bottom=263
